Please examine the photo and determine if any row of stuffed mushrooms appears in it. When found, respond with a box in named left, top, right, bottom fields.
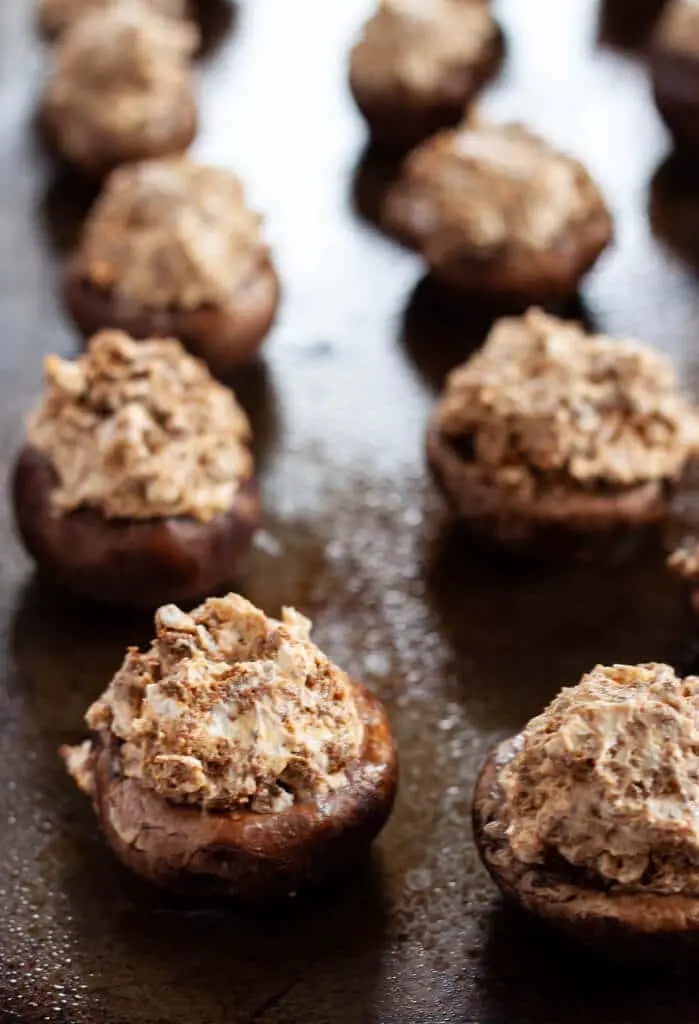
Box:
left=20, top=0, right=699, bottom=954
left=351, top=0, right=615, bottom=309
left=36, top=0, right=699, bottom=379
left=35, top=0, right=699, bottom=337
left=34, top=0, right=281, bottom=375
left=346, top=0, right=699, bottom=309
left=60, top=580, right=699, bottom=954
left=12, top=302, right=699, bottom=933
left=30, top=0, right=672, bottom=334
left=18, top=305, right=699, bottom=607
left=350, top=0, right=699, bottom=158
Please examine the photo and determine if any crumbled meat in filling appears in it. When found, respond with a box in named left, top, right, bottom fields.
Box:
left=39, top=0, right=189, bottom=39
left=653, top=0, right=699, bottom=60
left=76, top=158, right=269, bottom=310
left=65, top=594, right=365, bottom=813
left=43, top=2, right=197, bottom=154
left=492, top=663, right=699, bottom=894
left=386, top=120, right=609, bottom=257
left=350, top=0, right=498, bottom=98
left=27, top=330, right=253, bottom=521
left=436, top=308, right=699, bottom=495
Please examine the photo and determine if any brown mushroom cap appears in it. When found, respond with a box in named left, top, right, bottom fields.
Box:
left=349, top=30, right=503, bottom=152
left=12, top=445, right=260, bottom=608
left=473, top=736, right=699, bottom=962
left=39, top=87, right=198, bottom=179
left=383, top=191, right=612, bottom=304
left=64, top=257, right=280, bottom=377
left=426, top=417, right=669, bottom=558
left=84, top=682, right=398, bottom=901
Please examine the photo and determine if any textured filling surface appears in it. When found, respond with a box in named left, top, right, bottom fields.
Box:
left=43, top=2, right=197, bottom=156
left=350, top=0, right=498, bottom=98
left=490, top=663, right=699, bottom=894
left=77, top=157, right=269, bottom=309
left=38, top=0, right=189, bottom=38
left=66, top=595, right=365, bottom=813
left=27, top=330, right=253, bottom=521
left=436, top=307, right=699, bottom=497
left=385, top=120, right=609, bottom=259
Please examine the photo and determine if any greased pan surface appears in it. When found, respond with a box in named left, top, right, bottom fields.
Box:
left=2, top=0, right=699, bottom=1021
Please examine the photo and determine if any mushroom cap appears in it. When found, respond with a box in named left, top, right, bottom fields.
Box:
left=12, top=445, right=260, bottom=608
left=87, top=682, right=398, bottom=902
left=474, top=736, right=699, bottom=963
left=426, top=417, right=668, bottom=558
left=64, top=257, right=280, bottom=375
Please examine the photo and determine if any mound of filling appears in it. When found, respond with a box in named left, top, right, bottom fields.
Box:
left=27, top=330, right=253, bottom=521
left=350, top=0, right=498, bottom=98
left=436, top=308, right=699, bottom=499
left=43, top=1, right=197, bottom=156
left=39, top=0, right=189, bottom=39
left=75, top=158, right=269, bottom=310
left=493, top=663, right=699, bottom=894
left=64, top=594, right=365, bottom=813
left=384, top=120, right=609, bottom=258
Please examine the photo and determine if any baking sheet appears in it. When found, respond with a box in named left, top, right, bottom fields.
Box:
left=2, top=0, right=699, bottom=1020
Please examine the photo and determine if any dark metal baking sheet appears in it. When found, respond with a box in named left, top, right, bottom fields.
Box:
left=2, top=0, right=699, bottom=1020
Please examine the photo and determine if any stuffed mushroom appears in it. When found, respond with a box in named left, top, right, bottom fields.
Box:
left=62, top=594, right=398, bottom=901
left=13, top=330, right=260, bottom=607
